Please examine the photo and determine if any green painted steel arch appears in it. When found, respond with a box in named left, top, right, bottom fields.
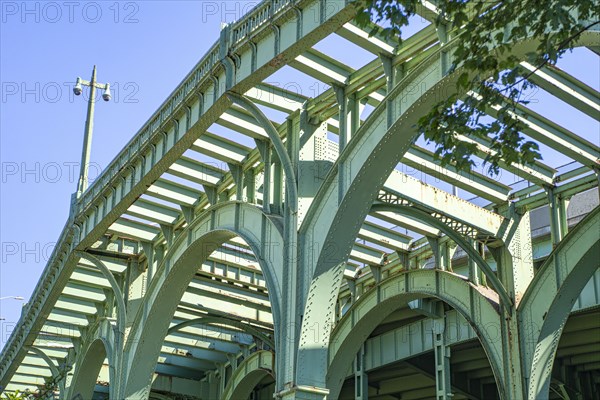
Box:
left=26, top=347, right=65, bottom=397
left=297, top=23, right=600, bottom=391
left=222, top=350, right=275, bottom=400
left=122, top=201, right=284, bottom=400
left=371, top=203, right=511, bottom=308
left=520, top=206, right=600, bottom=400
left=67, top=318, right=115, bottom=400
left=75, top=252, right=127, bottom=340
left=326, top=269, right=503, bottom=400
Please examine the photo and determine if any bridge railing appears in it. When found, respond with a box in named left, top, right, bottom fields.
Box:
left=78, top=41, right=221, bottom=214
left=229, top=0, right=295, bottom=45
left=77, top=0, right=300, bottom=215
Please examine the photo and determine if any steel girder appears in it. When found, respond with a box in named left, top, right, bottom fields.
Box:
left=469, top=91, right=600, bottom=168
left=379, top=171, right=506, bottom=241
left=520, top=63, right=600, bottom=122
left=361, top=310, right=479, bottom=373
left=167, top=316, right=275, bottom=349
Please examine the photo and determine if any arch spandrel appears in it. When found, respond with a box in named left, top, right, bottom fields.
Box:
left=326, top=269, right=503, bottom=399
left=67, top=318, right=115, bottom=400
left=122, top=201, right=284, bottom=400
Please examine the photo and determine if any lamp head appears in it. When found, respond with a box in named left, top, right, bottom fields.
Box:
left=73, top=77, right=82, bottom=96
left=102, top=83, right=111, bottom=102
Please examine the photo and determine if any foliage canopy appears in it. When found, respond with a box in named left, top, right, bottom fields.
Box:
left=353, top=0, right=599, bottom=173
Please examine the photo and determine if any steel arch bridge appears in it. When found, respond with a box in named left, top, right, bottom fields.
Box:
left=1, top=1, right=599, bottom=399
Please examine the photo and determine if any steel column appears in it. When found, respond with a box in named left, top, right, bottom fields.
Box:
left=433, top=306, right=452, bottom=400
left=354, top=344, right=368, bottom=400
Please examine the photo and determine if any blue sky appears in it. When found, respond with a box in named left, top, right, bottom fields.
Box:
left=1, top=0, right=598, bottom=350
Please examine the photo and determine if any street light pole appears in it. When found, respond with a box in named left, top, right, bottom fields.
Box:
left=73, top=65, right=111, bottom=198
left=78, top=66, right=97, bottom=197
left=0, top=296, right=24, bottom=301
left=0, top=296, right=25, bottom=324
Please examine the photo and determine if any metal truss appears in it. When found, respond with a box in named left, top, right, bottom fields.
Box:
left=1, top=0, right=599, bottom=399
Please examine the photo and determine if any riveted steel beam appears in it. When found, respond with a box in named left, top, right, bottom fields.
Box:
left=291, top=48, right=353, bottom=84
left=403, top=145, right=512, bottom=203
left=217, top=107, right=271, bottom=139
left=168, top=156, right=224, bottom=186
left=185, top=282, right=271, bottom=313
left=107, top=218, right=160, bottom=242
left=357, top=220, right=412, bottom=251
left=167, top=317, right=274, bottom=349
left=146, top=178, right=202, bottom=206
left=245, top=83, right=306, bottom=113
left=165, top=327, right=243, bottom=352
left=521, top=63, right=600, bottom=121
left=126, top=198, right=180, bottom=225
left=337, top=22, right=395, bottom=55
left=35, top=322, right=81, bottom=340
left=454, top=133, right=556, bottom=186
left=350, top=242, right=385, bottom=266
left=68, top=268, right=111, bottom=290
left=154, top=355, right=215, bottom=378
left=471, top=91, right=600, bottom=168
left=381, top=170, right=506, bottom=241
left=371, top=210, right=441, bottom=237
left=513, top=172, right=598, bottom=210
left=52, top=296, right=98, bottom=316
left=45, top=309, right=89, bottom=327
left=191, top=131, right=250, bottom=164
left=158, top=344, right=227, bottom=366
